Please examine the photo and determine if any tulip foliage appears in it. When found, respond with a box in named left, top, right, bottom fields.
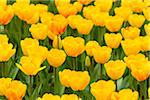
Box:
left=0, top=0, right=150, bottom=100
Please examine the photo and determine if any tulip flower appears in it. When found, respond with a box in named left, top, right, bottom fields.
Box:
left=16, top=0, right=30, bottom=4
left=62, top=36, right=85, bottom=57
left=38, top=93, right=61, bottom=100
left=73, top=2, right=83, bottom=12
left=85, top=41, right=99, bottom=56
left=77, top=0, right=92, bottom=5
left=137, top=36, right=150, bottom=51
left=143, top=7, right=150, bottom=21
left=128, top=14, right=145, bottom=28
left=40, top=12, right=54, bottom=24
left=104, top=60, right=126, bottom=80
left=90, top=80, right=116, bottom=100
left=93, top=46, right=112, bottom=64
left=59, top=69, right=90, bottom=91
left=144, top=23, right=150, bottom=36
left=29, top=23, right=48, bottom=40
left=121, top=27, right=140, bottom=39
left=0, top=0, right=7, bottom=7
left=111, top=89, right=139, bottom=100
left=121, top=39, right=141, bottom=56
left=105, top=16, right=124, bottom=32
left=47, top=49, right=66, bottom=68
left=52, top=35, right=62, bottom=49
left=61, top=94, right=79, bottom=100
left=55, top=0, right=70, bottom=7
left=104, top=33, right=122, bottom=48
left=16, top=56, right=46, bottom=76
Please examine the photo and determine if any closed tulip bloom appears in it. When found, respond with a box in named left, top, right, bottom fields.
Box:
left=61, top=94, right=79, bottom=100
left=121, top=39, right=141, bottom=56
left=105, top=16, right=124, bottom=32
left=85, top=41, right=99, bottom=56
left=94, top=0, right=113, bottom=12
left=16, top=56, right=46, bottom=76
left=104, top=60, right=126, bottom=80
left=137, top=36, right=150, bottom=51
left=144, top=0, right=150, bottom=7
left=29, top=23, right=48, bottom=40
left=93, top=46, right=112, bottom=64
left=21, top=38, right=39, bottom=55
left=0, top=34, right=8, bottom=44
left=77, top=0, right=92, bottom=5
left=128, top=14, right=145, bottom=28
left=104, top=33, right=122, bottom=48
left=124, top=53, right=148, bottom=69
left=144, top=23, right=150, bottom=36
left=90, top=80, right=116, bottom=100
left=40, top=12, right=54, bottom=24
left=59, top=69, right=90, bottom=91
left=38, top=93, right=61, bottom=100
left=91, top=12, right=109, bottom=26
left=121, top=0, right=132, bottom=8
left=52, top=35, right=62, bottom=49
left=5, top=80, right=27, bottom=100
left=73, top=2, right=83, bottom=12
left=0, top=0, right=7, bottom=7
left=76, top=19, right=93, bottom=35
left=143, top=7, right=150, bottom=21
left=62, top=36, right=85, bottom=57
left=131, top=61, right=150, bottom=81
left=47, top=49, right=66, bottom=68
left=57, top=3, right=78, bottom=18
left=111, top=89, right=139, bottom=100
left=114, top=7, right=132, bottom=21
left=0, top=78, right=12, bottom=96
left=121, top=27, right=140, bottom=39
left=67, top=15, right=83, bottom=29
left=55, top=0, right=70, bottom=7
left=0, top=5, right=14, bottom=25
left=36, top=4, right=48, bottom=15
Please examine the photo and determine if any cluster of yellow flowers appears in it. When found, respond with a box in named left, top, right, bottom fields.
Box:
left=38, top=93, right=80, bottom=100
left=0, top=78, right=26, bottom=100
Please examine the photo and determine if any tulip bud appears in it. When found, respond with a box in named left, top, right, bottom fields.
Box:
left=85, top=56, right=91, bottom=67
left=53, top=35, right=62, bottom=49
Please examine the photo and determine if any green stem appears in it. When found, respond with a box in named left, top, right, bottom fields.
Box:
left=100, top=64, right=102, bottom=80
left=72, top=57, right=76, bottom=70
left=29, top=75, right=33, bottom=97
left=140, top=81, right=147, bottom=100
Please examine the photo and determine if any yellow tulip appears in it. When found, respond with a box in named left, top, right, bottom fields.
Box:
left=91, top=12, right=109, bottom=26
left=29, top=23, right=48, bottom=40
left=121, top=0, right=132, bottom=8
left=61, top=94, right=79, bottom=100
left=55, top=0, right=70, bottom=7
left=47, top=49, right=66, bottom=68
left=137, top=36, right=150, bottom=51
left=59, top=69, right=90, bottom=91
left=90, top=80, right=116, bottom=100
left=38, top=93, right=61, bottom=100
left=20, top=38, right=39, bottom=56
left=73, top=2, right=83, bottom=12
left=104, top=60, right=126, bottom=80
left=67, top=15, right=83, bottom=29
left=62, top=36, right=85, bottom=57
left=77, top=0, right=92, bottom=5
left=36, top=4, right=48, bottom=15
left=85, top=41, right=99, bottom=56
left=52, top=35, right=62, bottom=49
left=144, top=23, right=150, bottom=36
left=5, top=80, right=27, bottom=100
left=16, top=0, right=30, bottom=4
left=143, top=7, right=150, bottom=21
left=144, top=0, right=150, bottom=7
left=94, top=0, right=113, bottom=12
left=0, top=0, right=7, bottom=7
left=121, top=27, right=140, bottom=39
left=121, top=39, right=141, bottom=56
left=76, top=19, right=93, bottom=35
left=128, top=14, right=145, bottom=28
left=40, top=12, right=54, bottom=24
left=105, top=16, right=124, bottom=32
left=16, top=56, right=46, bottom=76
left=0, top=78, right=12, bottom=96
left=93, top=46, right=112, bottom=64
left=0, top=34, right=8, bottom=44
left=0, top=5, right=14, bottom=25
left=114, top=7, right=132, bottom=21
left=124, top=53, right=148, bottom=69
left=111, top=89, right=139, bottom=100
left=104, top=33, right=122, bottom=48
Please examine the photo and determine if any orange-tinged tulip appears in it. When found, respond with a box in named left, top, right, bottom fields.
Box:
left=0, top=5, right=14, bottom=25
left=59, top=69, right=90, bottom=91
left=5, top=80, right=27, bottom=100
left=55, top=0, right=70, bottom=7
left=90, top=80, right=116, bottom=100
left=47, top=49, right=66, bottom=68
left=121, top=39, right=141, bottom=56
left=40, top=12, right=54, bottom=24
left=61, top=94, right=79, bottom=100
left=104, top=33, right=122, bottom=48
left=20, top=38, right=39, bottom=56
left=114, top=7, right=132, bottom=21
left=73, top=2, right=83, bottom=12
left=144, top=23, right=150, bottom=36
left=77, top=0, right=92, bottom=5
left=29, top=23, right=48, bottom=40
left=104, top=60, right=126, bottom=80
left=16, top=56, right=46, bottom=76
left=38, top=93, right=61, bottom=100
left=111, top=89, right=139, bottom=100
left=128, top=14, right=145, bottom=28
left=121, top=27, right=140, bottom=39
left=105, top=16, right=124, bottom=32
left=93, top=46, right=112, bottom=64
left=137, top=36, right=150, bottom=51
left=76, top=19, right=93, bottom=35
left=85, top=41, right=99, bottom=56
left=62, top=36, right=85, bottom=57
left=94, top=0, right=113, bottom=12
